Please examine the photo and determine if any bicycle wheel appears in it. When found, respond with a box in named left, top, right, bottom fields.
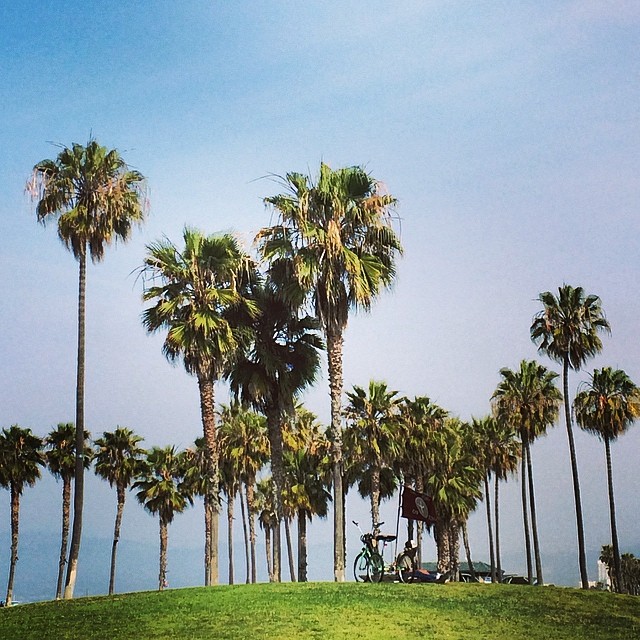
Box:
left=396, top=551, right=415, bottom=584
left=354, top=552, right=369, bottom=582
left=367, top=553, right=385, bottom=583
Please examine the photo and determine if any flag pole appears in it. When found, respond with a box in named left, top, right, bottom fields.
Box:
left=394, top=481, right=403, bottom=559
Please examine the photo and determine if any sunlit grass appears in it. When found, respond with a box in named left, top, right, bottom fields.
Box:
left=1, top=582, right=638, bottom=639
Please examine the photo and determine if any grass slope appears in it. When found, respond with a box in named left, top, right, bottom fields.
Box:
left=1, top=583, right=638, bottom=640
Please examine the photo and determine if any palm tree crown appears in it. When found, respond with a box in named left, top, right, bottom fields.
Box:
left=530, top=284, right=610, bottom=371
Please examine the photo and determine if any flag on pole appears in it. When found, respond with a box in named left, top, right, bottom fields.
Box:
left=401, top=485, right=436, bottom=525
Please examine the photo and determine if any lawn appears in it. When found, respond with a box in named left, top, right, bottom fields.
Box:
left=1, top=582, right=638, bottom=639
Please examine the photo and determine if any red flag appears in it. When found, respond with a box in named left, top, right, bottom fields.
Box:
left=401, top=486, right=436, bottom=525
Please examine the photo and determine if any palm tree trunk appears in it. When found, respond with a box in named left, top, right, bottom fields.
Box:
left=284, top=517, right=296, bottom=582
left=448, top=522, right=460, bottom=581
left=264, top=525, right=273, bottom=582
left=246, top=481, right=257, bottom=583
left=526, top=442, right=543, bottom=586
left=484, top=475, right=496, bottom=583
left=327, top=329, right=345, bottom=582
left=435, top=522, right=449, bottom=573
left=159, top=519, right=168, bottom=591
left=266, top=410, right=284, bottom=582
left=298, top=509, right=308, bottom=582
left=371, top=465, right=381, bottom=531
left=5, top=486, right=20, bottom=606
left=204, top=493, right=212, bottom=586
left=520, top=444, right=533, bottom=584
left=227, top=490, right=234, bottom=585
left=64, top=252, right=86, bottom=600
left=604, top=436, right=623, bottom=592
left=563, top=356, right=589, bottom=589
left=198, top=375, right=219, bottom=585
left=462, top=522, right=476, bottom=580
left=56, top=475, right=72, bottom=600
left=109, top=485, right=126, bottom=595
left=239, top=488, right=250, bottom=584
left=495, top=476, right=502, bottom=582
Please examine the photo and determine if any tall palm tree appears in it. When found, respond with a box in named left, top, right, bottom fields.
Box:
left=93, top=427, right=145, bottom=595
left=344, top=380, right=403, bottom=532
left=531, top=284, right=610, bottom=588
left=492, top=360, right=561, bottom=586
left=45, top=423, right=91, bottom=599
left=574, top=367, right=640, bottom=592
left=0, top=425, right=45, bottom=606
left=140, top=228, right=257, bottom=585
left=258, top=163, right=402, bottom=580
left=134, top=446, right=192, bottom=591
left=227, top=284, right=322, bottom=582
left=218, top=404, right=269, bottom=584
left=28, top=140, right=147, bottom=599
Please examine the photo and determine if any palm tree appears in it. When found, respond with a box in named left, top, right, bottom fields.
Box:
left=531, top=284, right=610, bottom=588
left=227, top=284, right=322, bottom=582
left=0, top=425, right=45, bottom=606
left=140, top=228, right=257, bottom=585
left=182, top=438, right=218, bottom=585
left=93, top=427, right=145, bottom=595
left=344, top=380, right=403, bottom=532
left=134, top=446, right=192, bottom=591
left=472, top=415, right=519, bottom=582
left=574, top=367, right=640, bottom=592
left=258, top=163, right=402, bottom=581
left=218, top=404, right=269, bottom=584
left=28, top=140, right=147, bottom=599
left=492, top=360, right=562, bottom=586
left=45, top=423, right=91, bottom=599
left=255, top=478, right=277, bottom=582
left=283, top=407, right=332, bottom=582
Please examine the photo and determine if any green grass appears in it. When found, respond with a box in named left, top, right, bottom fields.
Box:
left=1, top=582, right=639, bottom=639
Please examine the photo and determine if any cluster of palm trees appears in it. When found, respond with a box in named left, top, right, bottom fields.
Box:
left=0, top=411, right=331, bottom=603
left=13, top=138, right=638, bottom=602
left=24, top=139, right=401, bottom=596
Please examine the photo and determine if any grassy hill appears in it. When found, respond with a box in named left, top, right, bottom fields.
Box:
left=1, top=582, right=638, bottom=639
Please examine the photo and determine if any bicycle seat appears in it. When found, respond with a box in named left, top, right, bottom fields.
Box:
left=375, top=534, right=396, bottom=543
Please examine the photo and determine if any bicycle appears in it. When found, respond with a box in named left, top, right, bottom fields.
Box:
left=352, top=520, right=399, bottom=583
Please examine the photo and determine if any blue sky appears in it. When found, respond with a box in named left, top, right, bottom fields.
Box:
left=1, top=1, right=639, bottom=595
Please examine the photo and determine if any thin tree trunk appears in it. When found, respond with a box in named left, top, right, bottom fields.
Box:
left=284, top=517, right=296, bottom=582
left=520, top=444, right=533, bottom=584
left=198, top=376, right=219, bottom=585
left=264, top=525, right=273, bottom=582
left=204, top=493, right=212, bottom=586
left=415, top=478, right=423, bottom=566
left=371, top=465, right=381, bottom=532
left=605, top=436, right=623, bottom=592
left=56, top=475, right=72, bottom=600
left=109, top=485, right=126, bottom=595
left=484, top=475, right=496, bottom=583
left=327, top=329, right=345, bottom=582
left=563, top=356, right=589, bottom=589
left=266, top=410, right=285, bottom=583
left=64, top=252, right=86, bottom=600
left=495, top=477, right=502, bottom=583
left=159, top=519, right=168, bottom=591
left=239, top=487, right=250, bottom=584
left=462, top=522, right=475, bottom=580
left=246, top=481, right=257, bottom=583
left=5, top=487, right=20, bottom=606
left=227, top=490, right=234, bottom=585
left=526, top=442, right=543, bottom=586
left=298, top=509, right=308, bottom=582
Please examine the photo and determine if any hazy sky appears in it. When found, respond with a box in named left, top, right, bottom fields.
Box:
left=1, top=1, right=639, bottom=594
